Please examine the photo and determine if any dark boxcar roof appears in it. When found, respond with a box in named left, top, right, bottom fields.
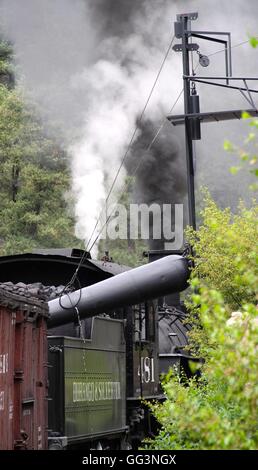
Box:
left=0, top=249, right=130, bottom=288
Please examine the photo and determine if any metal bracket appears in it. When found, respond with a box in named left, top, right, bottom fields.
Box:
left=240, top=80, right=257, bottom=110
left=187, top=76, right=258, bottom=94
left=190, top=31, right=232, bottom=83
left=173, top=43, right=199, bottom=52
left=176, top=12, right=198, bottom=21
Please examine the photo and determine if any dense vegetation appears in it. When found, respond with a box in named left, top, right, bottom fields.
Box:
left=0, top=39, right=79, bottom=255
left=0, top=33, right=257, bottom=449
left=145, top=120, right=258, bottom=449
left=0, top=37, right=146, bottom=264
left=145, top=38, right=258, bottom=447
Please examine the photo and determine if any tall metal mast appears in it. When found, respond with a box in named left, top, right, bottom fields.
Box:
left=174, top=13, right=199, bottom=230
left=170, top=12, right=258, bottom=230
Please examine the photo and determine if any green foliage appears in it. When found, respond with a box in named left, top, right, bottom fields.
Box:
left=224, top=112, right=258, bottom=190
left=249, top=36, right=258, bottom=48
left=186, top=193, right=258, bottom=310
left=0, top=40, right=13, bottom=60
left=0, top=39, right=80, bottom=255
left=145, top=37, right=258, bottom=451
left=145, top=195, right=258, bottom=450
left=0, top=40, right=14, bottom=88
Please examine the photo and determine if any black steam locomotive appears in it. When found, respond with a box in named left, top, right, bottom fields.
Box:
left=0, top=249, right=190, bottom=449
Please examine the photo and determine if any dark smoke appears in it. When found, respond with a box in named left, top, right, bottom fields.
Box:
left=126, top=120, right=187, bottom=249
left=1, top=0, right=257, bottom=250
left=89, top=0, right=146, bottom=38
left=128, top=122, right=185, bottom=205
left=89, top=0, right=188, bottom=248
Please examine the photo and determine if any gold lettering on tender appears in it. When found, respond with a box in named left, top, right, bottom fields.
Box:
left=72, top=382, right=122, bottom=402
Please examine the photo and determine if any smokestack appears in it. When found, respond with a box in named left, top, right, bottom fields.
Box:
left=48, top=254, right=189, bottom=327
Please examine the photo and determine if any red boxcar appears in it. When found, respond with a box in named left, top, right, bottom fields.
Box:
left=0, top=283, right=48, bottom=450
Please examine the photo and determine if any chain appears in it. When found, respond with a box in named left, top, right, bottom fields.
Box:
left=75, top=306, right=87, bottom=374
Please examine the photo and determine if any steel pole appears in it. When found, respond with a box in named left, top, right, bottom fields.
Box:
left=182, top=16, right=196, bottom=230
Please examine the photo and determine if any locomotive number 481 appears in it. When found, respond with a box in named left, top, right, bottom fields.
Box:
left=138, top=356, right=155, bottom=383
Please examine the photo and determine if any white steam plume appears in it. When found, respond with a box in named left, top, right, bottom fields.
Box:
left=0, top=0, right=182, bottom=251
left=1, top=0, right=258, bottom=253
left=69, top=30, right=182, bottom=245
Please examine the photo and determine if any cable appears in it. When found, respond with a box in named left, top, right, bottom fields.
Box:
left=65, top=33, right=258, bottom=286
left=85, top=34, right=176, bottom=251
left=57, top=35, right=258, bottom=312
left=58, top=34, right=176, bottom=306
left=88, top=37, right=258, bottom=252
left=58, top=276, right=82, bottom=310
left=195, top=38, right=258, bottom=111
left=87, top=36, right=257, bottom=253
left=206, top=37, right=258, bottom=58
left=87, top=88, right=184, bottom=253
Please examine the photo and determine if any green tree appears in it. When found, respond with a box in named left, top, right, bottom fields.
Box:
left=224, top=111, right=258, bottom=191
left=145, top=194, right=258, bottom=450
left=0, top=39, right=14, bottom=88
left=144, top=63, right=258, bottom=448
left=0, top=39, right=80, bottom=254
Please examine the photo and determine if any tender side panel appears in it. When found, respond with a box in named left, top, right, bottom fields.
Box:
left=48, top=317, right=126, bottom=445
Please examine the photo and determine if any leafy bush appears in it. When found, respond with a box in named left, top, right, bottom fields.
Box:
left=145, top=195, right=258, bottom=450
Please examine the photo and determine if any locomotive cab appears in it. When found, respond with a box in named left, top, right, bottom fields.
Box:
left=124, top=301, right=161, bottom=445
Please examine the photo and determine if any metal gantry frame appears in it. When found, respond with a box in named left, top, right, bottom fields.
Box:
left=169, top=12, right=258, bottom=230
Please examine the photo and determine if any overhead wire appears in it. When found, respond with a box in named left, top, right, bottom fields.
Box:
left=63, top=33, right=258, bottom=293
left=194, top=37, right=258, bottom=111
left=85, top=33, right=176, bottom=252
left=90, top=37, right=257, bottom=248
left=88, top=36, right=258, bottom=252
left=206, top=37, right=258, bottom=58
left=59, top=33, right=176, bottom=298
left=87, top=89, right=184, bottom=253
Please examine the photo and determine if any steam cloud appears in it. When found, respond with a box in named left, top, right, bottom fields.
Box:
left=0, top=0, right=257, bottom=253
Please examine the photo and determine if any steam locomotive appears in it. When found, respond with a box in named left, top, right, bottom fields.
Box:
left=0, top=248, right=190, bottom=450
